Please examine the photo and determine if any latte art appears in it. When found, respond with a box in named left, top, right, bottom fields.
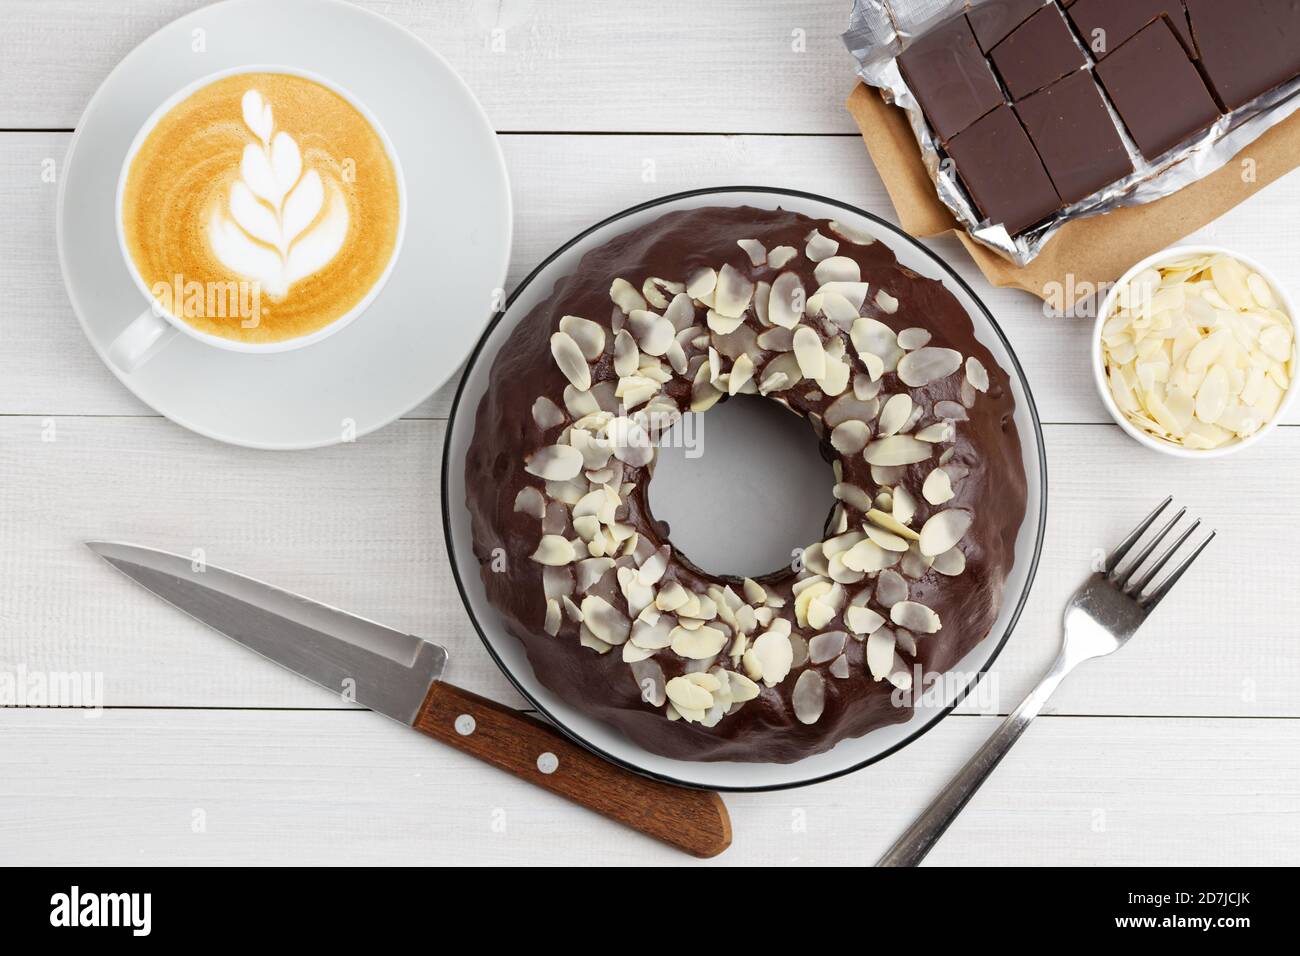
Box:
left=207, top=89, right=350, bottom=299
left=121, top=72, right=400, bottom=344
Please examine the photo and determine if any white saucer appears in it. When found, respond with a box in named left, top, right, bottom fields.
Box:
left=57, top=0, right=511, bottom=449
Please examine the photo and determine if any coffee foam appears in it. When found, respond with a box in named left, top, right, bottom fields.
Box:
left=122, top=73, right=400, bottom=344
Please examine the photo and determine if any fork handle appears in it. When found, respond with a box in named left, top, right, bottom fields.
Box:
left=876, top=654, right=1073, bottom=867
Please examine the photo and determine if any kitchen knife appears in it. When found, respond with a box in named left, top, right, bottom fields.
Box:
left=86, top=541, right=731, bottom=858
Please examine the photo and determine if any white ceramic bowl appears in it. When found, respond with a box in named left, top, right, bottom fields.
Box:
left=442, top=187, right=1048, bottom=792
left=1093, top=244, right=1298, bottom=459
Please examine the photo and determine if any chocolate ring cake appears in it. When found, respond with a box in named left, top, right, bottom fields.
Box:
left=465, top=205, right=1027, bottom=763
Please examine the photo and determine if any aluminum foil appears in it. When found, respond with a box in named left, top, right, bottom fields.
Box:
left=842, top=0, right=1300, bottom=265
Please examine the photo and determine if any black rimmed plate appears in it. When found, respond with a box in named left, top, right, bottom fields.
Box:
left=441, top=187, right=1047, bottom=792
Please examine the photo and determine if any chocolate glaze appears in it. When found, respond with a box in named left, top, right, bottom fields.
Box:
left=1067, top=0, right=1196, bottom=60
left=1015, top=70, right=1134, bottom=205
left=1185, top=0, right=1300, bottom=111
left=988, top=4, right=1087, bottom=102
left=897, top=15, right=1004, bottom=144
left=967, top=0, right=1047, bottom=52
left=1095, top=17, right=1220, bottom=162
left=464, top=206, right=1028, bottom=763
left=947, top=105, right=1062, bottom=235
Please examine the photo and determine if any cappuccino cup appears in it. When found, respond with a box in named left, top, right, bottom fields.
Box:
left=112, top=65, right=406, bottom=369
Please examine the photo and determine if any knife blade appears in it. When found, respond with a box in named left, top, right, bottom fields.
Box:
left=87, top=541, right=731, bottom=858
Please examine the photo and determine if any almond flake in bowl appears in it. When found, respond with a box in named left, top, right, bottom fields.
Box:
left=1096, top=248, right=1296, bottom=456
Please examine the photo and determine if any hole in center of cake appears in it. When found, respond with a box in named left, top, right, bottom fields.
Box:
left=649, top=395, right=834, bottom=579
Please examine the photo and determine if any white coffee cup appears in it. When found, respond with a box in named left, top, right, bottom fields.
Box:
left=110, top=64, right=406, bottom=371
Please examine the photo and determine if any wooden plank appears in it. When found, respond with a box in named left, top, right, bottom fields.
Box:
left=0, top=416, right=527, bottom=709
left=0, top=707, right=1294, bottom=865
left=0, top=0, right=861, bottom=133
left=954, top=422, right=1300, bottom=718
left=5, top=132, right=1300, bottom=423
left=1, top=416, right=1295, bottom=716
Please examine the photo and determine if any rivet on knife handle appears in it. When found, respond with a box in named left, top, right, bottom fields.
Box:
left=416, top=681, right=732, bottom=858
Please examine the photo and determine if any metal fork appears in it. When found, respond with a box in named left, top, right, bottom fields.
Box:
left=876, top=497, right=1214, bottom=867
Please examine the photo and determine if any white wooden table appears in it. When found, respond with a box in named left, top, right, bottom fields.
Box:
left=2, top=0, right=1297, bottom=867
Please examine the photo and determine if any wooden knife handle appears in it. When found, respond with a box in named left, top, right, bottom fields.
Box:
left=415, top=681, right=731, bottom=858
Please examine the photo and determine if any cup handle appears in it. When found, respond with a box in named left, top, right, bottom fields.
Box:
left=107, top=307, right=176, bottom=372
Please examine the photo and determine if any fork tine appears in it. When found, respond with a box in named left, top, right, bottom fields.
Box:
left=1141, top=531, right=1216, bottom=609
left=1127, top=519, right=1200, bottom=595
left=1113, top=506, right=1186, bottom=587
left=1104, top=496, right=1173, bottom=574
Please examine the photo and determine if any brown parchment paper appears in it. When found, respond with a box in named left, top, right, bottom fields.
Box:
left=848, top=83, right=1300, bottom=309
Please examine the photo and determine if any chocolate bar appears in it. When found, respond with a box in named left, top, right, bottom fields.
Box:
left=966, top=0, right=1046, bottom=52
left=1067, top=0, right=1195, bottom=58
left=888, top=0, right=1299, bottom=240
left=989, top=4, right=1088, bottom=100
left=946, top=105, right=1061, bottom=234
left=897, top=14, right=1004, bottom=143
left=1185, top=0, right=1300, bottom=111
left=1015, top=70, right=1134, bottom=203
left=1095, top=17, right=1220, bottom=160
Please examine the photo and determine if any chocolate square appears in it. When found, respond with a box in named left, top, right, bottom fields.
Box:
left=1067, top=0, right=1195, bottom=59
left=946, top=105, right=1061, bottom=235
left=990, top=4, right=1089, bottom=100
left=1095, top=18, right=1220, bottom=160
left=898, top=14, right=1006, bottom=143
left=1185, top=0, right=1300, bottom=110
left=1015, top=70, right=1134, bottom=204
left=966, top=0, right=1046, bottom=52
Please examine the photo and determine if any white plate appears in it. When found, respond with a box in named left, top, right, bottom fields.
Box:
left=57, top=0, right=511, bottom=449
left=443, top=188, right=1047, bottom=791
